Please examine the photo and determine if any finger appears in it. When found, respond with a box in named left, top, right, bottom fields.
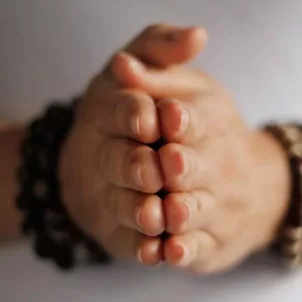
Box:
left=101, top=226, right=163, bottom=266
left=157, top=97, right=209, bottom=144
left=159, top=143, right=210, bottom=192
left=101, top=138, right=163, bottom=193
left=124, top=24, right=208, bottom=67
left=164, top=191, right=216, bottom=234
left=164, top=230, right=217, bottom=269
left=157, top=95, right=240, bottom=144
left=93, top=88, right=160, bottom=143
left=111, top=52, right=209, bottom=98
left=104, top=185, right=164, bottom=236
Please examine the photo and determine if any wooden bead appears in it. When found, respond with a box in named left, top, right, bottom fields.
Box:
left=283, top=227, right=302, bottom=242
left=282, top=125, right=301, bottom=142
left=263, top=124, right=302, bottom=268
left=287, top=255, right=301, bottom=269
left=290, top=143, right=302, bottom=157
left=282, top=242, right=301, bottom=258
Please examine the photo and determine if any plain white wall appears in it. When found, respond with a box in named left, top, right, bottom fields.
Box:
left=1, top=2, right=302, bottom=302
left=1, top=0, right=302, bottom=125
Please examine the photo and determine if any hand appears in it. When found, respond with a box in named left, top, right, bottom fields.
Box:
left=59, top=25, right=208, bottom=265
left=112, top=50, right=291, bottom=273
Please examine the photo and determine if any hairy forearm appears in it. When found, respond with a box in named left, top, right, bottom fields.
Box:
left=0, top=123, right=25, bottom=242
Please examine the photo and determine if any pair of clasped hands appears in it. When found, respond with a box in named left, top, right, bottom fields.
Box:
left=59, top=24, right=290, bottom=274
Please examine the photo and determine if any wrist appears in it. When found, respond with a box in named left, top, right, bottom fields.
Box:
left=0, top=124, right=25, bottom=241
left=16, top=100, right=112, bottom=269
left=251, top=130, right=291, bottom=247
left=261, top=124, right=302, bottom=267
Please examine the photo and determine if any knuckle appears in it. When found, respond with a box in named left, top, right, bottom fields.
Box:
left=114, top=92, right=141, bottom=136
left=142, top=24, right=162, bottom=37
left=129, top=144, right=149, bottom=165
left=113, top=95, right=127, bottom=132
left=103, top=185, right=117, bottom=217
left=133, top=146, right=162, bottom=193
left=119, top=92, right=156, bottom=140
left=128, top=145, right=151, bottom=187
left=126, top=95, right=146, bottom=126
left=99, top=138, right=113, bottom=179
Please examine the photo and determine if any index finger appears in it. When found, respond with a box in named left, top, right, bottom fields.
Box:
left=111, top=52, right=212, bottom=98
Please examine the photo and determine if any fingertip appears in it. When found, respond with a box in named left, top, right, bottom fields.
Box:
left=158, top=143, right=186, bottom=191
left=122, top=92, right=160, bottom=143
left=136, top=194, right=164, bottom=236
left=136, top=98, right=161, bottom=143
left=164, top=236, right=190, bottom=267
left=158, top=99, right=187, bottom=142
left=138, top=237, right=163, bottom=266
left=164, top=193, right=191, bottom=234
left=169, top=26, right=208, bottom=63
left=186, top=26, right=208, bottom=47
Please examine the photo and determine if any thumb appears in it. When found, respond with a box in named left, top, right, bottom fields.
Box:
left=123, top=24, right=208, bottom=67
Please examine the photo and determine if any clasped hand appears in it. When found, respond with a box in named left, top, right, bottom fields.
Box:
left=59, top=25, right=290, bottom=274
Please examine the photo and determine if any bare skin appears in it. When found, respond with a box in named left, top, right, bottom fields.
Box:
left=111, top=48, right=291, bottom=273
left=0, top=25, right=208, bottom=264
left=59, top=25, right=207, bottom=265
left=0, top=25, right=290, bottom=275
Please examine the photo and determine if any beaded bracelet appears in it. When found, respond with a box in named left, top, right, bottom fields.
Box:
left=264, top=124, right=302, bottom=268
left=16, top=99, right=112, bottom=269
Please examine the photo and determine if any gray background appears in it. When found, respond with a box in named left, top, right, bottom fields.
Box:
left=1, top=0, right=302, bottom=301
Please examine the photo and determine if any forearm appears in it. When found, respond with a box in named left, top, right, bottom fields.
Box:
left=0, top=123, right=25, bottom=242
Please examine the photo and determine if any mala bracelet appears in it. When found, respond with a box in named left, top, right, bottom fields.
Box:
left=17, top=98, right=302, bottom=270
left=264, top=124, right=302, bottom=268
left=16, top=99, right=112, bottom=269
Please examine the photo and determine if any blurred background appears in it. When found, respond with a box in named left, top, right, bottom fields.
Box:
left=1, top=1, right=302, bottom=301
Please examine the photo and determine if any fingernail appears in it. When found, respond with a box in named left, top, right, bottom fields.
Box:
left=179, top=108, right=189, bottom=134
left=179, top=201, right=192, bottom=224
left=169, top=149, right=189, bottom=177
left=131, top=115, right=140, bottom=136
left=132, top=164, right=144, bottom=187
left=176, top=150, right=191, bottom=176
left=135, top=207, right=145, bottom=233
left=137, top=248, right=143, bottom=263
left=174, top=243, right=190, bottom=267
